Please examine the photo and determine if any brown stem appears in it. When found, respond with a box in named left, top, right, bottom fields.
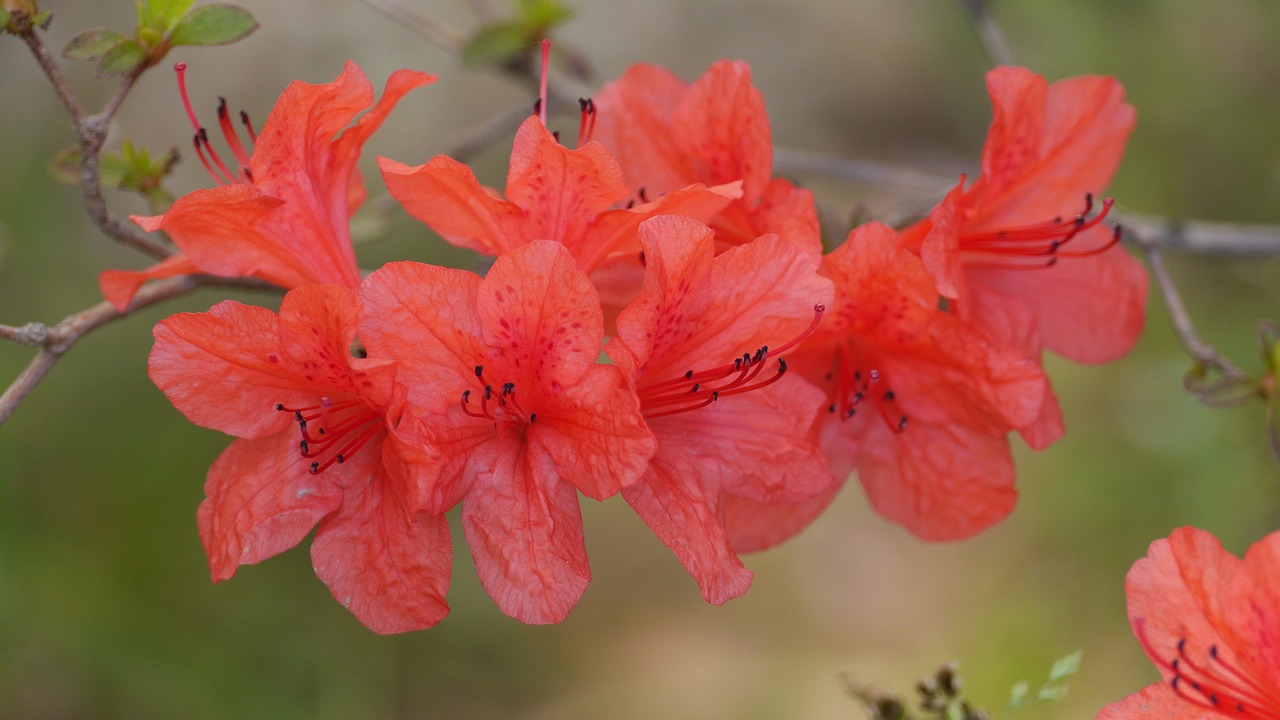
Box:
left=0, top=276, right=276, bottom=427
left=956, top=0, right=1017, bottom=67
left=18, top=27, right=86, bottom=121
left=1133, top=238, right=1248, bottom=381
left=20, top=30, right=170, bottom=259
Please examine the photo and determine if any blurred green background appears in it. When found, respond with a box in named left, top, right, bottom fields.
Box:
left=3, top=1, right=1280, bottom=718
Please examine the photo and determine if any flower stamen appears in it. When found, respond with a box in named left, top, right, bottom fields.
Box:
left=276, top=397, right=382, bottom=474
left=960, top=193, right=1120, bottom=270
left=638, top=303, right=825, bottom=419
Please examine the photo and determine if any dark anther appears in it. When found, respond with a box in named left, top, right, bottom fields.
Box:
left=1209, top=645, right=1219, bottom=660
left=462, top=390, right=471, bottom=403
left=711, top=391, right=719, bottom=401
left=854, top=371, right=862, bottom=382
left=309, top=462, right=320, bottom=474
left=552, top=130, right=560, bottom=142
left=276, top=403, right=285, bottom=410
left=778, top=358, right=788, bottom=373
left=846, top=408, right=856, bottom=418
left=299, top=440, right=309, bottom=453
left=239, top=110, right=251, bottom=125
left=502, top=382, right=515, bottom=396
left=198, top=127, right=210, bottom=143
left=638, top=187, right=648, bottom=202
left=734, top=358, right=743, bottom=370
left=529, top=413, right=538, bottom=423
left=578, top=97, right=589, bottom=111
left=532, top=98, right=543, bottom=116
left=1171, top=677, right=1181, bottom=690
left=337, top=454, right=346, bottom=464
left=474, top=365, right=484, bottom=377
left=243, top=167, right=254, bottom=182
left=884, top=390, right=895, bottom=400
left=626, top=200, right=636, bottom=209
left=1178, top=638, right=1187, bottom=654
left=898, top=415, right=908, bottom=431
left=317, top=427, right=326, bottom=436
left=483, top=385, right=492, bottom=400
left=1209, top=695, right=1220, bottom=706
left=828, top=403, right=837, bottom=413
left=684, top=370, right=694, bottom=380
left=690, top=383, right=700, bottom=393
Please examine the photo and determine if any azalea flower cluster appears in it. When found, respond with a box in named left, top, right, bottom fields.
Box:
left=120, top=51, right=1146, bottom=632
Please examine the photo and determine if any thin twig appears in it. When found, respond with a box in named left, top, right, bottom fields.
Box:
left=18, top=28, right=85, bottom=121
left=20, top=29, right=171, bottom=259
left=1133, top=239, right=1248, bottom=381
left=0, top=275, right=275, bottom=426
left=956, top=0, right=1017, bottom=67
left=358, top=0, right=466, bottom=52
left=773, top=147, right=954, bottom=192
left=1115, top=214, right=1280, bottom=257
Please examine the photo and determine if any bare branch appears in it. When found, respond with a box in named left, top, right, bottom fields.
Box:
left=773, top=147, right=954, bottom=192
left=0, top=276, right=276, bottom=426
left=358, top=0, right=466, bottom=53
left=1133, top=239, right=1249, bottom=381
left=18, top=27, right=86, bottom=122
left=955, top=0, right=1017, bottom=67
left=19, top=30, right=171, bottom=259
left=1116, top=214, right=1280, bottom=257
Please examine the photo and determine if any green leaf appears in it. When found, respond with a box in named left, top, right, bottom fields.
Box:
left=1007, top=680, right=1029, bottom=710
left=63, top=28, right=130, bottom=61
left=47, top=147, right=82, bottom=185
left=1047, top=650, right=1082, bottom=683
left=461, top=21, right=530, bottom=67
left=170, top=4, right=258, bottom=46
left=97, top=39, right=148, bottom=77
left=517, top=0, right=573, bottom=27
left=142, top=0, right=196, bottom=29
left=98, top=154, right=129, bottom=189
left=945, top=701, right=966, bottom=720
left=1033, top=686, right=1067, bottom=703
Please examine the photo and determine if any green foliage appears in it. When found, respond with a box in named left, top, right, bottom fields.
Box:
left=61, top=1, right=256, bottom=77
left=168, top=4, right=257, bottom=46
left=1004, top=651, right=1081, bottom=719
left=47, top=141, right=177, bottom=212
left=461, top=0, right=573, bottom=68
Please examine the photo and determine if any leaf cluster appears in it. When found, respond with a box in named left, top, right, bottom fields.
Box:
left=61, top=0, right=258, bottom=77
left=462, top=0, right=575, bottom=70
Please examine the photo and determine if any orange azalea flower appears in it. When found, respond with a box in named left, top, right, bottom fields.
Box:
left=102, top=62, right=434, bottom=310
left=604, top=216, right=834, bottom=603
left=899, top=66, right=1146, bottom=447
left=377, top=112, right=736, bottom=275
left=149, top=284, right=449, bottom=634
left=359, top=241, right=656, bottom=624
left=592, top=60, right=821, bottom=256
left=790, top=222, right=1048, bottom=540
left=1098, top=526, right=1280, bottom=720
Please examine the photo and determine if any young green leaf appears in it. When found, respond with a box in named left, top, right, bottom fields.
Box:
left=1006, top=680, right=1029, bottom=711
left=63, top=28, right=130, bottom=61
left=97, top=40, right=148, bottom=77
left=169, top=3, right=258, bottom=46
left=461, top=21, right=529, bottom=67
left=1046, top=650, right=1081, bottom=684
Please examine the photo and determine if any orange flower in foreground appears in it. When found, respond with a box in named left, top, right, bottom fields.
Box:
left=378, top=114, right=736, bottom=275
left=605, top=216, right=835, bottom=603
left=1098, top=526, right=1280, bottom=720
left=900, top=66, right=1146, bottom=448
left=102, top=62, right=434, bottom=309
left=359, top=241, right=656, bottom=624
left=149, top=284, right=449, bottom=634
left=792, top=222, right=1048, bottom=540
left=593, top=59, right=821, bottom=256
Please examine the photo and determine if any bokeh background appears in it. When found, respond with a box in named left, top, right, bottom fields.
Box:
left=3, top=1, right=1280, bottom=718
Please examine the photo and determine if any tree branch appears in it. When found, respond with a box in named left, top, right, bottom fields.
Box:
left=0, top=275, right=275, bottom=426
left=1130, top=237, right=1249, bottom=382
left=955, top=0, right=1017, bottom=67
left=1115, top=214, right=1280, bottom=257
left=20, top=28, right=171, bottom=259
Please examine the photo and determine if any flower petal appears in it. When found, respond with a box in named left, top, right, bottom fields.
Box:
left=1096, top=683, right=1216, bottom=720
left=622, top=454, right=753, bottom=605
left=462, top=437, right=590, bottom=624
left=310, top=442, right=452, bottom=634
left=198, top=432, right=344, bottom=581
left=150, top=300, right=321, bottom=438
left=99, top=253, right=199, bottom=311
